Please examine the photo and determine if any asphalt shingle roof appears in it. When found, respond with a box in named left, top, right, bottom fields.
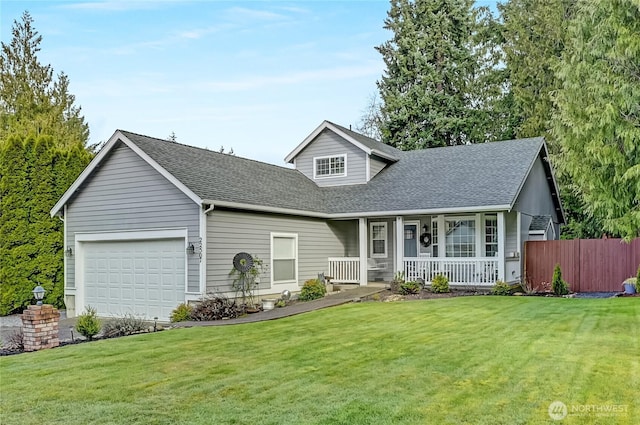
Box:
left=529, top=215, right=551, bottom=231
left=121, top=131, right=326, bottom=213
left=328, top=121, right=401, bottom=160
left=119, top=130, right=545, bottom=216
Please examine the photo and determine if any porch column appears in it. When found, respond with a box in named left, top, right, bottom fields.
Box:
left=497, top=211, right=506, bottom=281
left=358, top=218, right=368, bottom=286
left=395, top=216, right=404, bottom=275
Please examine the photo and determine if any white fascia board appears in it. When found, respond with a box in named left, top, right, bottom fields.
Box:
left=50, top=130, right=122, bottom=217
left=369, top=148, right=399, bottom=162
left=284, top=120, right=332, bottom=163
left=50, top=130, right=202, bottom=217
left=118, top=134, right=202, bottom=205
left=285, top=121, right=380, bottom=163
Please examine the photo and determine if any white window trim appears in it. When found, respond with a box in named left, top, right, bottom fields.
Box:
left=443, top=215, right=477, bottom=258
left=483, top=214, right=498, bottom=257
left=270, top=232, right=298, bottom=285
left=369, top=221, right=388, bottom=258
left=313, top=154, right=347, bottom=179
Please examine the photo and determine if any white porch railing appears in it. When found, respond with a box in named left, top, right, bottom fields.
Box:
left=403, top=257, right=498, bottom=287
left=328, top=257, right=360, bottom=283
left=328, top=257, right=499, bottom=286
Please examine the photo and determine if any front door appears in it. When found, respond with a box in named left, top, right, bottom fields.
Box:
left=404, top=222, right=419, bottom=257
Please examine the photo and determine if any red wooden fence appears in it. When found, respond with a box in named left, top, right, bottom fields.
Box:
left=524, top=238, right=640, bottom=292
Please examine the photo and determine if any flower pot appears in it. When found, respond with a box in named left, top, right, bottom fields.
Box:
left=622, top=283, right=636, bottom=295
left=262, top=298, right=277, bottom=311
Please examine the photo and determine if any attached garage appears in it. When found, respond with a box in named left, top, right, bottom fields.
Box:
left=77, top=231, right=188, bottom=322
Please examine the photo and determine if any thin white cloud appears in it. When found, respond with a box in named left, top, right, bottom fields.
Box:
left=226, top=7, right=288, bottom=22
left=58, top=0, right=184, bottom=12
left=199, top=64, right=383, bottom=93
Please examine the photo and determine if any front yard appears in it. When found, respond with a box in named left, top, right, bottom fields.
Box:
left=1, top=297, right=638, bottom=424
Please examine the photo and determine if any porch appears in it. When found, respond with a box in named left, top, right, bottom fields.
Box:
left=328, top=257, right=499, bottom=287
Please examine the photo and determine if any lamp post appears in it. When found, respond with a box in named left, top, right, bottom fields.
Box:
left=32, top=285, right=45, bottom=306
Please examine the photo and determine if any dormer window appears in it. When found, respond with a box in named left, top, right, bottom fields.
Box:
left=314, top=154, right=346, bottom=178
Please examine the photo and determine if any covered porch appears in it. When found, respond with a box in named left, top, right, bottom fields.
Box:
left=327, top=213, right=513, bottom=287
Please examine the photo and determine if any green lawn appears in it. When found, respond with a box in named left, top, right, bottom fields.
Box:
left=1, top=297, right=638, bottom=425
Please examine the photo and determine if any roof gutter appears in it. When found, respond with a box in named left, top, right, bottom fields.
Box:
left=329, top=204, right=513, bottom=219
left=202, top=199, right=511, bottom=220
left=201, top=199, right=330, bottom=218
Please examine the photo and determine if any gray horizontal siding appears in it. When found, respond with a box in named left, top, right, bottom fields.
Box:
left=369, top=157, right=387, bottom=180
left=66, top=142, right=200, bottom=292
left=206, top=210, right=350, bottom=293
left=296, top=129, right=367, bottom=186
left=514, top=157, right=559, bottom=227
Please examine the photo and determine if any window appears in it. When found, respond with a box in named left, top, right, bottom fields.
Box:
left=369, top=222, right=387, bottom=258
left=271, top=233, right=297, bottom=283
left=484, top=216, right=498, bottom=257
left=314, top=155, right=346, bottom=178
left=445, top=218, right=476, bottom=257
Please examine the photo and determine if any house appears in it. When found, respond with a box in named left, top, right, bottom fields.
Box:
left=50, top=120, right=564, bottom=320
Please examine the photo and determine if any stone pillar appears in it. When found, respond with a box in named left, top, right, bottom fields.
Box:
left=22, top=305, right=60, bottom=351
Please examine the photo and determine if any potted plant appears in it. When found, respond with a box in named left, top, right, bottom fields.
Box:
left=622, top=278, right=637, bottom=295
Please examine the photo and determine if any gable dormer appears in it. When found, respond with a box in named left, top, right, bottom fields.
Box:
left=285, top=120, right=399, bottom=187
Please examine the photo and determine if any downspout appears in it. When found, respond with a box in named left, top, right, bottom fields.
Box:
left=200, top=204, right=215, bottom=295
left=58, top=206, right=68, bottom=312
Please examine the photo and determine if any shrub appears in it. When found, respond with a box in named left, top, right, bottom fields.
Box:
left=102, top=314, right=149, bottom=338
left=3, top=329, right=23, bottom=350
left=431, top=274, right=450, bottom=293
left=390, top=271, right=405, bottom=293
left=519, top=279, right=536, bottom=295
left=76, top=306, right=101, bottom=340
left=170, top=303, right=193, bottom=322
left=637, top=264, right=640, bottom=285
left=492, top=280, right=512, bottom=296
left=298, top=278, right=326, bottom=301
left=552, top=264, right=569, bottom=295
left=399, top=281, right=421, bottom=295
left=191, top=295, right=240, bottom=321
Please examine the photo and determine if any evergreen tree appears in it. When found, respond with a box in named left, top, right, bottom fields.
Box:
left=499, top=0, right=604, bottom=239
left=0, top=11, right=89, bottom=147
left=498, top=0, right=576, bottom=142
left=552, top=0, right=640, bottom=240
left=375, top=0, right=511, bottom=149
left=0, top=135, right=91, bottom=314
left=376, top=0, right=475, bottom=149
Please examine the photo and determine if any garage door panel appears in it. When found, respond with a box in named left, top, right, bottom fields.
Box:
left=83, top=238, right=184, bottom=321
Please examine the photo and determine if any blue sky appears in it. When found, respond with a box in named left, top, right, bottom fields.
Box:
left=1, top=0, right=496, bottom=165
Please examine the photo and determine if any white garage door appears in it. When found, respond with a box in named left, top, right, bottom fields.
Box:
left=83, top=238, right=185, bottom=321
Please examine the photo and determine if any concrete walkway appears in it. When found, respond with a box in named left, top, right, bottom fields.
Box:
left=1, top=286, right=386, bottom=344
left=174, top=286, right=385, bottom=328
